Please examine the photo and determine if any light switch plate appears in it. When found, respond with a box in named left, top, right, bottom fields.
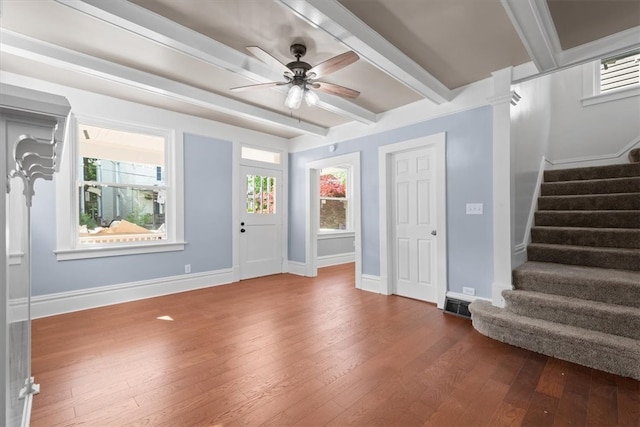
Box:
left=466, top=203, right=483, bottom=215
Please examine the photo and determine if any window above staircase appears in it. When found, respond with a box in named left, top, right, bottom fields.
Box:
left=582, top=51, right=640, bottom=107
left=600, top=51, right=640, bottom=93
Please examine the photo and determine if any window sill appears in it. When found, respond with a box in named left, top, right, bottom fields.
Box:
left=317, top=231, right=355, bottom=239
left=55, top=241, right=187, bottom=261
left=582, top=86, right=640, bottom=107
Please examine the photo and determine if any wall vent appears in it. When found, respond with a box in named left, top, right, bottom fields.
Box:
left=444, top=297, right=471, bottom=318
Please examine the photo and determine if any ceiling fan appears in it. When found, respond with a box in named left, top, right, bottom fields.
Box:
left=231, top=43, right=360, bottom=109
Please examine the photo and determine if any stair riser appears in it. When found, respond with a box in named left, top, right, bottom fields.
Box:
left=541, top=178, right=640, bottom=196
left=512, top=268, right=640, bottom=308
left=503, top=293, right=640, bottom=340
left=469, top=304, right=640, bottom=380
left=535, top=211, right=640, bottom=228
left=527, top=246, right=640, bottom=270
left=538, top=194, right=640, bottom=210
left=544, top=163, right=640, bottom=182
left=531, top=228, right=640, bottom=249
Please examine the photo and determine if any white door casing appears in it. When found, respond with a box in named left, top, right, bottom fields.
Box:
left=390, top=146, right=437, bottom=302
left=239, top=165, right=283, bottom=280
left=305, top=152, right=361, bottom=287
left=379, top=133, right=447, bottom=308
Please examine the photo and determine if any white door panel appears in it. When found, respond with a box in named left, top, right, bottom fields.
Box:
left=240, top=165, right=282, bottom=280
left=391, top=147, right=437, bottom=302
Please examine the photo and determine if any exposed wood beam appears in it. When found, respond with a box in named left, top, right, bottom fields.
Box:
left=54, top=0, right=376, bottom=125
left=558, top=26, right=640, bottom=69
left=277, top=0, right=452, bottom=104
left=501, top=0, right=559, bottom=72
left=0, top=30, right=328, bottom=137
left=511, top=26, right=640, bottom=84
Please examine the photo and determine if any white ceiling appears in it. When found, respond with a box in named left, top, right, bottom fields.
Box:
left=1, top=0, right=638, bottom=140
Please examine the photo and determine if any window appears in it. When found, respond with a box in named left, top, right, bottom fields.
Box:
left=56, top=117, right=184, bottom=260
left=78, top=124, right=166, bottom=244
left=241, top=146, right=280, bottom=164
left=246, top=174, right=276, bottom=214
left=600, top=51, right=640, bottom=93
left=319, top=166, right=351, bottom=232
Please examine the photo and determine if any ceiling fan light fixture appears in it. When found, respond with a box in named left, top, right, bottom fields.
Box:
left=304, top=88, right=319, bottom=107
left=285, top=84, right=303, bottom=109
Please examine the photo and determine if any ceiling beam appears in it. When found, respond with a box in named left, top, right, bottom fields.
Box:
left=0, top=30, right=328, bottom=137
left=54, top=0, right=376, bottom=125
left=277, top=0, right=452, bottom=104
left=501, top=0, right=560, bottom=72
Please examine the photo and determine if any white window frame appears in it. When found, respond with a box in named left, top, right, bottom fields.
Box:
left=582, top=56, right=640, bottom=107
left=55, top=114, right=185, bottom=260
left=318, top=165, right=353, bottom=234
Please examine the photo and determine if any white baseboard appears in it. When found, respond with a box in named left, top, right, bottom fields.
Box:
left=446, top=291, right=492, bottom=304
left=549, top=136, right=640, bottom=169
left=360, top=274, right=381, bottom=294
left=287, top=261, right=307, bottom=276
left=317, top=252, right=355, bottom=268
left=28, top=268, right=234, bottom=319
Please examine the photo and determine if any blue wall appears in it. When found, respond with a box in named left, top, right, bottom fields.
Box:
left=289, top=106, right=494, bottom=298
left=30, top=133, right=233, bottom=296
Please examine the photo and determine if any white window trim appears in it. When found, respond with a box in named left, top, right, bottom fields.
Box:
left=55, top=114, right=185, bottom=260
left=317, top=230, right=355, bottom=239
left=318, top=165, right=353, bottom=234
left=582, top=60, right=640, bottom=107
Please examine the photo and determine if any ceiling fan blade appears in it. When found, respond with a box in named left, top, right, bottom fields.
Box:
left=230, top=81, right=289, bottom=92
left=246, top=46, right=292, bottom=76
left=308, top=51, right=359, bottom=79
left=314, top=81, right=360, bottom=99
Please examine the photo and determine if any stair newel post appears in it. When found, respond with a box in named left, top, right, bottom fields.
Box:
left=488, top=67, right=519, bottom=308
left=2, top=83, right=70, bottom=427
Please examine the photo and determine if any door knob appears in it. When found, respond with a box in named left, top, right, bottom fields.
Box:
left=241, top=222, right=245, bottom=226
left=431, top=230, right=437, bottom=236
left=240, top=228, right=245, bottom=233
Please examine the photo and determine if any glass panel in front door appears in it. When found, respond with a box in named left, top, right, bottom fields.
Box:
left=246, top=174, right=276, bottom=214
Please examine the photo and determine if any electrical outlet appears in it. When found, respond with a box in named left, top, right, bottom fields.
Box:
left=184, top=264, right=191, bottom=274
left=463, top=287, right=475, bottom=296
left=466, top=203, right=483, bottom=215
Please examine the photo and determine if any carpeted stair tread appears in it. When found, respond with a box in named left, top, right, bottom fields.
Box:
left=537, top=193, right=640, bottom=210
left=502, top=290, right=640, bottom=340
left=531, top=226, right=640, bottom=249
left=544, top=163, right=640, bottom=182
left=534, top=210, right=640, bottom=228
left=527, top=243, right=640, bottom=270
left=540, top=177, right=640, bottom=196
left=469, top=301, right=640, bottom=380
left=513, top=261, right=640, bottom=307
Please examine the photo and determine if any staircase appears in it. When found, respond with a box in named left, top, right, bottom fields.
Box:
left=470, top=150, right=640, bottom=380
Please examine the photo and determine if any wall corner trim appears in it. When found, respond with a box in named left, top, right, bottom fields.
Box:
left=287, top=261, right=308, bottom=277
left=360, top=274, right=381, bottom=294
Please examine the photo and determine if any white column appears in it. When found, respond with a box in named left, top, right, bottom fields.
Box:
left=489, top=67, right=515, bottom=308
left=1, top=119, right=8, bottom=427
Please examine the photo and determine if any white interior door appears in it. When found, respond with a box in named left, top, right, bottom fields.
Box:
left=391, top=146, right=438, bottom=302
left=240, top=165, right=282, bottom=280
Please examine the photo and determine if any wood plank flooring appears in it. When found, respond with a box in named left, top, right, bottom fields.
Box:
left=31, top=264, right=639, bottom=426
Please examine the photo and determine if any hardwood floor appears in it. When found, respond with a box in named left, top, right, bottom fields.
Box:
left=31, top=263, right=639, bottom=426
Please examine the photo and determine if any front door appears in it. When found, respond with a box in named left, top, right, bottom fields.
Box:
left=391, top=146, right=438, bottom=302
left=239, top=165, right=283, bottom=280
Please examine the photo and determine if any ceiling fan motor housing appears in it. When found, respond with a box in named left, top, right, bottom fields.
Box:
left=287, top=43, right=312, bottom=84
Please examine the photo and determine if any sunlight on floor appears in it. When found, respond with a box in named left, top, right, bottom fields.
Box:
left=156, top=315, right=174, bottom=321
